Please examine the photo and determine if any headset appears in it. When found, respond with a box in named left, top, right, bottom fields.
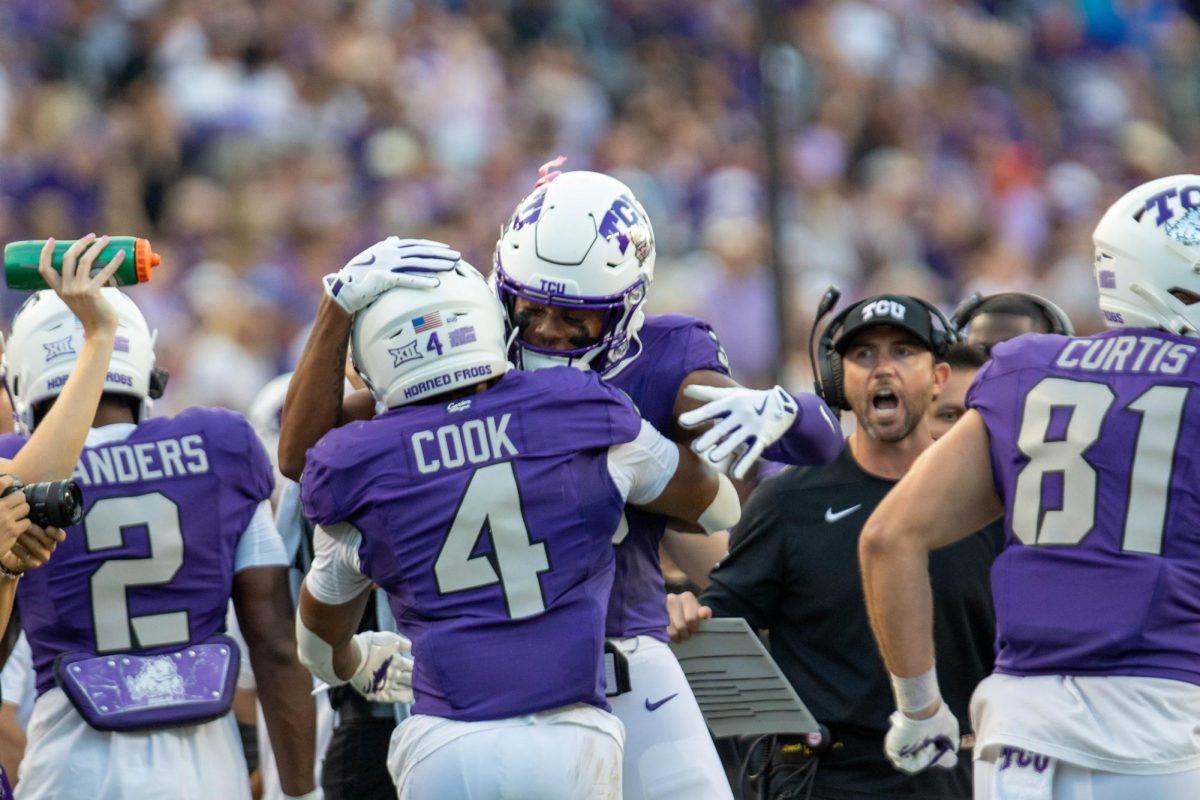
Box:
left=951, top=291, right=1075, bottom=338
left=809, top=286, right=958, bottom=414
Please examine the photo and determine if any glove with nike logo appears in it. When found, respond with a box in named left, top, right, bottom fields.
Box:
left=324, top=237, right=462, bottom=314
left=678, top=384, right=799, bottom=481
left=346, top=630, right=415, bottom=704
left=884, top=702, right=961, bottom=774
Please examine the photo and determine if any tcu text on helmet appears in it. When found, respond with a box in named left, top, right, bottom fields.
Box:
left=1143, top=185, right=1200, bottom=226
left=860, top=300, right=907, bottom=322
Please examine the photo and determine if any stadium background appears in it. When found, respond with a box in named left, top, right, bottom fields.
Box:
left=0, top=0, right=1195, bottom=408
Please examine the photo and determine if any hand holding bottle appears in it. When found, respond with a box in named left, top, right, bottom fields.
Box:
left=38, top=235, right=122, bottom=340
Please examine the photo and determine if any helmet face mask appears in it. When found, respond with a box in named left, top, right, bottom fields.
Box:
left=494, top=171, right=656, bottom=376
left=2, top=288, right=158, bottom=433
left=351, top=260, right=509, bottom=408
left=1093, top=174, right=1200, bottom=337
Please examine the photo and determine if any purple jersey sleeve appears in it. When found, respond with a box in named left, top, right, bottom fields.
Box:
left=762, top=392, right=845, bottom=466
left=0, top=435, right=23, bottom=461
left=968, top=330, right=1200, bottom=686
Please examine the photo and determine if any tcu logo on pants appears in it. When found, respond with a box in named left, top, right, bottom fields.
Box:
left=860, top=300, right=907, bottom=322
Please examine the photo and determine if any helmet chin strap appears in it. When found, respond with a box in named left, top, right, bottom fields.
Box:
left=519, top=347, right=598, bottom=372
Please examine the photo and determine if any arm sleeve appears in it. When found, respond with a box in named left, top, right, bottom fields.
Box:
left=273, top=479, right=307, bottom=566
left=699, top=481, right=789, bottom=629
left=762, top=393, right=846, bottom=465
left=233, top=500, right=290, bottom=572
left=606, top=420, right=680, bottom=506
left=305, top=522, right=373, bottom=605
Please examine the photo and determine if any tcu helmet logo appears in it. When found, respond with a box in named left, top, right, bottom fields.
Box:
left=1145, top=185, right=1200, bottom=247
left=598, top=197, right=652, bottom=266
left=510, top=188, right=548, bottom=232
left=860, top=300, right=907, bottom=322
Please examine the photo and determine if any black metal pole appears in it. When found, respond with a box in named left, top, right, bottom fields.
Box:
left=756, top=0, right=792, bottom=386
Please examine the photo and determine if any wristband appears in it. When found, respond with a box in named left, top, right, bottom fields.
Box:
left=0, top=563, right=22, bottom=581
left=890, top=664, right=940, bottom=714
left=697, top=473, right=740, bottom=533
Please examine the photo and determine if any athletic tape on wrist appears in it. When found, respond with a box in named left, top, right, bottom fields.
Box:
left=890, top=664, right=941, bottom=714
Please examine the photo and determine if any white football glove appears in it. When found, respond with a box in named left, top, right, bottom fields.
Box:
left=323, top=237, right=462, bottom=314
left=347, top=630, right=414, bottom=704
left=677, top=384, right=798, bottom=480
left=884, top=703, right=960, bottom=774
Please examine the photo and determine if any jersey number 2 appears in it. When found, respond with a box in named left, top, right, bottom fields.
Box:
left=434, top=462, right=550, bottom=619
left=1014, top=377, right=1187, bottom=554
left=87, top=493, right=191, bottom=653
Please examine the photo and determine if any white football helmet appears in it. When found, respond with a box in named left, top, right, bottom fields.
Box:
left=352, top=260, right=509, bottom=408
left=494, top=170, right=655, bottom=376
left=2, top=288, right=162, bottom=433
left=1093, top=174, right=1200, bottom=337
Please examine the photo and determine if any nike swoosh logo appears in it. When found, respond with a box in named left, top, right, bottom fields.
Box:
left=824, top=504, right=862, bottom=523
left=754, top=397, right=768, bottom=415
left=351, top=254, right=377, bottom=266
left=644, top=693, right=678, bottom=712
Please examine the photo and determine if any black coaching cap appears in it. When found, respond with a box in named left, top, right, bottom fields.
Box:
left=833, top=295, right=941, bottom=355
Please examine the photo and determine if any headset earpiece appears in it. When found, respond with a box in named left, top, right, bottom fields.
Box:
left=925, top=301, right=959, bottom=358
left=148, top=367, right=170, bottom=400
left=953, top=291, right=1074, bottom=338
left=810, top=286, right=852, bottom=415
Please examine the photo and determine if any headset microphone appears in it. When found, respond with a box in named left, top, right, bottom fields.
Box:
left=810, top=285, right=841, bottom=400
left=815, top=286, right=841, bottom=322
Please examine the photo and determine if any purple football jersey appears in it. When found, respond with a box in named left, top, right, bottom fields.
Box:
left=968, top=329, right=1200, bottom=685
left=0, top=409, right=273, bottom=695
left=301, top=368, right=644, bottom=722
left=606, top=314, right=729, bottom=640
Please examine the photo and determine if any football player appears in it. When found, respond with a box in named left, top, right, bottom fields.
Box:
left=295, top=262, right=741, bottom=798
left=0, top=289, right=317, bottom=800
left=278, top=172, right=845, bottom=799
left=860, top=174, right=1200, bottom=798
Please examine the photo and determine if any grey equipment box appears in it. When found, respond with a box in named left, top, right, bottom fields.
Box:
left=670, top=617, right=821, bottom=740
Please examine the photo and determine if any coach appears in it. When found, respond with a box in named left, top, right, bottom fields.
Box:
left=677, top=294, right=1002, bottom=799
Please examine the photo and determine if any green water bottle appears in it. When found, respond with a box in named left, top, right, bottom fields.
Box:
left=3, top=236, right=162, bottom=290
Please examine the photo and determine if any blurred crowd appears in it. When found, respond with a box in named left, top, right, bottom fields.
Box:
left=0, top=0, right=1197, bottom=410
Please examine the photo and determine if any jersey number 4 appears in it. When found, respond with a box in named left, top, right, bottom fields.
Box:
left=434, top=462, right=550, bottom=619
left=1014, top=377, right=1187, bottom=554
left=86, top=493, right=190, bottom=653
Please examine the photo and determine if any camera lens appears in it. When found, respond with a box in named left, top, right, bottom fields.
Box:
left=25, top=480, right=84, bottom=528
left=52, top=482, right=83, bottom=527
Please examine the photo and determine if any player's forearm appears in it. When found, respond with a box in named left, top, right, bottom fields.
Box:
left=247, top=630, right=316, bottom=796
left=0, top=582, right=16, bottom=645
left=279, top=295, right=351, bottom=480
left=858, top=516, right=937, bottom=679
left=252, top=652, right=314, bottom=796
left=761, top=393, right=844, bottom=466
left=662, top=528, right=729, bottom=590
left=235, top=568, right=316, bottom=795
left=9, top=330, right=115, bottom=482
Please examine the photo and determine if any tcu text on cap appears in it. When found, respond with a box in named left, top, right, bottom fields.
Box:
left=860, top=299, right=907, bottom=322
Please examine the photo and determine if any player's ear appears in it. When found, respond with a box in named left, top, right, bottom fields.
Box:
left=932, top=360, right=951, bottom=393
